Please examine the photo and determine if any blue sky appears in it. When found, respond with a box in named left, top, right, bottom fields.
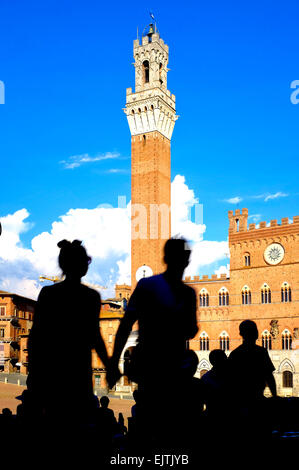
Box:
left=0, top=0, right=298, bottom=298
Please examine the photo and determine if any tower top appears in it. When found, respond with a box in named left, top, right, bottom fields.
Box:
left=125, top=26, right=177, bottom=140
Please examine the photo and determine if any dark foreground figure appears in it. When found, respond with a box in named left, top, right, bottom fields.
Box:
left=25, top=240, right=109, bottom=458
left=107, top=237, right=199, bottom=453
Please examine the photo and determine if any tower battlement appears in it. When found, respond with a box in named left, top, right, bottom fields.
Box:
left=228, top=208, right=299, bottom=236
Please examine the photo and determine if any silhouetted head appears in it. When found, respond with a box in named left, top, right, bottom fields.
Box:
left=2, top=408, right=12, bottom=416
left=181, top=350, right=199, bottom=377
left=239, top=320, right=258, bottom=343
left=100, top=396, right=110, bottom=408
left=163, top=237, right=191, bottom=277
left=58, top=239, right=91, bottom=280
left=209, top=349, right=227, bottom=369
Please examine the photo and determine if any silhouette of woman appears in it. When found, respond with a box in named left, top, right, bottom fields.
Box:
left=27, top=240, right=109, bottom=427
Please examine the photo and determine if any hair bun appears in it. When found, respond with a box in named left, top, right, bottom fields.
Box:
left=71, top=240, right=82, bottom=247
left=57, top=239, right=71, bottom=249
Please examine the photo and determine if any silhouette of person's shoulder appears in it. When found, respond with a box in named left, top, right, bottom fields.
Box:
left=39, top=282, right=100, bottom=300
left=137, top=273, right=164, bottom=288
left=229, top=344, right=274, bottom=372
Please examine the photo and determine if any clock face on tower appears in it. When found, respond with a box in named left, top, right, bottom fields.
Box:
left=136, top=265, right=153, bottom=282
left=264, top=243, right=285, bottom=265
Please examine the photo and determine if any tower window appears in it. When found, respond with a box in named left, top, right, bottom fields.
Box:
left=159, top=62, right=163, bottom=85
left=244, top=254, right=251, bottom=266
left=143, top=60, right=149, bottom=84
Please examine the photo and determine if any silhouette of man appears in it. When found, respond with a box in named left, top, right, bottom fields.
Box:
left=229, top=320, right=277, bottom=401
left=228, top=320, right=277, bottom=447
left=107, top=237, right=198, bottom=449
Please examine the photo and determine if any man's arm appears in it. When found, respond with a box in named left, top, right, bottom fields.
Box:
left=91, top=291, right=110, bottom=368
left=94, top=332, right=109, bottom=369
left=106, top=282, right=141, bottom=387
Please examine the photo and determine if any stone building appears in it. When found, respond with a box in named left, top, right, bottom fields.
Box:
left=0, top=290, right=35, bottom=374
left=186, top=209, right=299, bottom=397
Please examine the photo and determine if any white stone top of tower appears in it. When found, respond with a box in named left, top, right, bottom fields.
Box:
left=124, top=25, right=178, bottom=140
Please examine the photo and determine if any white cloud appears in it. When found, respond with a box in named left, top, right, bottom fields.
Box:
left=224, top=196, right=243, bottom=204
left=60, top=152, right=121, bottom=169
left=0, top=175, right=228, bottom=300
left=251, top=192, right=288, bottom=202
left=264, top=192, right=288, bottom=202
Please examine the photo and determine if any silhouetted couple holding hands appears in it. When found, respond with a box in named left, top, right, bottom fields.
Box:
left=27, top=235, right=277, bottom=459
left=27, top=237, right=198, bottom=448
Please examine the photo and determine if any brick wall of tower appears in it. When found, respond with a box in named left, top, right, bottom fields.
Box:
left=131, top=131, right=171, bottom=287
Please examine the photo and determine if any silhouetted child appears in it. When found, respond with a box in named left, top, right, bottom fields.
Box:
left=200, top=349, right=228, bottom=415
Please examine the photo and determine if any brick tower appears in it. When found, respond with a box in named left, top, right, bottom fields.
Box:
left=125, top=23, right=177, bottom=286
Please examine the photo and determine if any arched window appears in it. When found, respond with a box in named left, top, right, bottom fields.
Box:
left=199, top=332, right=209, bottom=351
left=219, top=331, right=229, bottom=351
left=281, top=282, right=292, bottom=303
left=242, top=286, right=251, bottom=305
left=282, top=329, right=292, bottom=350
left=143, top=60, right=149, bottom=84
left=282, top=371, right=293, bottom=388
left=262, top=330, right=272, bottom=350
left=199, top=289, right=209, bottom=307
left=219, top=287, right=229, bottom=306
left=244, top=253, right=251, bottom=266
left=261, top=284, right=271, bottom=304
left=159, top=62, right=163, bottom=85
